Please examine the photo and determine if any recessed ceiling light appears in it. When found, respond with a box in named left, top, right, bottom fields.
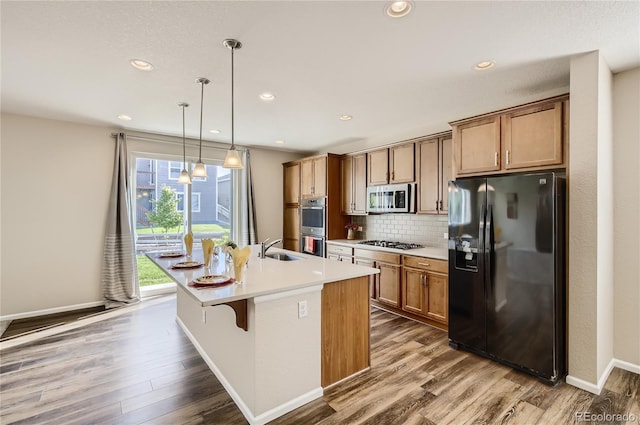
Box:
left=209, top=129, right=221, bottom=134
left=339, top=115, right=353, bottom=121
left=385, top=1, right=413, bottom=18
left=475, top=61, right=495, bottom=71
left=129, top=59, right=154, bottom=71
left=259, top=92, right=275, bottom=101
left=274, top=140, right=285, bottom=145
left=117, top=114, right=132, bottom=121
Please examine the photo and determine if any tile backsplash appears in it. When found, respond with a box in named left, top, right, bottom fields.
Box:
left=351, top=214, right=448, bottom=249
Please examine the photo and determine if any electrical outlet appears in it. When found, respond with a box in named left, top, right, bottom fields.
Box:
left=202, top=309, right=206, bottom=324
left=298, top=300, right=308, bottom=318
left=444, top=232, right=448, bottom=239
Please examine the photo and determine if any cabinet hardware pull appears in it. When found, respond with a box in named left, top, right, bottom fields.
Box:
left=506, top=150, right=510, bottom=165
left=418, top=262, right=430, bottom=267
left=439, top=200, right=443, bottom=211
left=392, top=171, right=395, bottom=180
left=494, top=152, right=498, bottom=166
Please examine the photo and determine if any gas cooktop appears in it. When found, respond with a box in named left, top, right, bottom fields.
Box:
left=357, top=240, right=424, bottom=250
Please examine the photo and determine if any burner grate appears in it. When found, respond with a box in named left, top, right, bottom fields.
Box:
left=357, top=240, right=423, bottom=250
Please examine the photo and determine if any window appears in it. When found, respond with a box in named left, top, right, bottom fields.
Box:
left=132, top=155, right=233, bottom=292
left=168, top=161, right=182, bottom=180
left=176, top=192, right=201, bottom=213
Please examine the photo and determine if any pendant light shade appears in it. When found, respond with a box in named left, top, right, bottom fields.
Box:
left=193, top=77, right=210, bottom=177
left=222, top=38, right=244, bottom=169
left=177, top=102, right=192, bottom=185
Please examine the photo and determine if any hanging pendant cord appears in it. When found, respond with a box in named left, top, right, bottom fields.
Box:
left=182, top=105, right=187, bottom=167
left=199, top=81, right=204, bottom=160
left=231, top=45, right=235, bottom=150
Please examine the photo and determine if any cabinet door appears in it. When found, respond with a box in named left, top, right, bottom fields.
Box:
left=300, top=160, right=314, bottom=198
left=425, top=272, right=448, bottom=324
left=439, top=137, right=452, bottom=214
left=376, top=262, right=400, bottom=307
left=352, top=154, right=368, bottom=214
left=355, top=258, right=376, bottom=299
left=454, top=116, right=501, bottom=175
left=368, top=149, right=389, bottom=185
left=284, top=163, right=300, bottom=205
left=313, top=156, right=327, bottom=197
left=283, top=205, right=300, bottom=251
left=502, top=101, right=563, bottom=170
left=418, top=139, right=439, bottom=214
left=390, top=143, right=415, bottom=183
left=402, top=268, right=425, bottom=316
left=341, top=156, right=354, bottom=214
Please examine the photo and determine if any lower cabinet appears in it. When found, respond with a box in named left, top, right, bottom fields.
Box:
left=402, top=256, right=448, bottom=324
left=354, top=249, right=401, bottom=308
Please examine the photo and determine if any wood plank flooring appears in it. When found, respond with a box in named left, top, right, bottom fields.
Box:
left=1, top=306, right=106, bottom=340
left=1, top=295, right=638, bottom=424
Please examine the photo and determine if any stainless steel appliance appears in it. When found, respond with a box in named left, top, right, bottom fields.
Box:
left=366, top=183, right=416, bottom=213
left=448, top=171, right=566, bottom=384
left=358, top=240, right=423, bottom=250
left=300, top=197, right=325, bottom=257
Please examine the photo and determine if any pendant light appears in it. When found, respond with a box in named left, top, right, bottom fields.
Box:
left=177, top=102, right=192, bottom=184
left=193, top=77, right=210, bottom=177
left=222, top=38, right=244, bottom=169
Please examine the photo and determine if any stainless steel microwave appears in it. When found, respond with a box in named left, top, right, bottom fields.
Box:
left=366, top=183, right=416, bottom=213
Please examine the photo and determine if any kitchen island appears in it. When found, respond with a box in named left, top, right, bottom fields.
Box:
left=148, top=245, right=379, bottom=425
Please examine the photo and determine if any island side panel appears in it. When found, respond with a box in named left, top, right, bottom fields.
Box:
left=321, top=276, right=371, bottom=387
left=176, top=285, right=257, bottom=412
left=253, top=287, right=323, bottom=416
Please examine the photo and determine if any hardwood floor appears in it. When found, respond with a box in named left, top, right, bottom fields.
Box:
left=1, top=296, right=638, bottom=424
left=1, top=306, right=106, bottom=340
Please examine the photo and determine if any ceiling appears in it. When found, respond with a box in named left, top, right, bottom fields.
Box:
left=2, top=1, right=638, bottom=155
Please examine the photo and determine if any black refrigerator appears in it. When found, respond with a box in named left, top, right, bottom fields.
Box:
left=448, top=171, right=566, bottom=384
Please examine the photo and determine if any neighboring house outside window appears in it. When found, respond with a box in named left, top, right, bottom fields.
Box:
left=176, top=192, right=201, bottom=213
left=168, top=161, right=181, bottom=180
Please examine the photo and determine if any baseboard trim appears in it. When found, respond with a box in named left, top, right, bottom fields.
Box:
left=176, top=316, right=321, bottom=425
left=0, top=300, right=105, bottom=322
left=566, top=358, right=640, bottom=395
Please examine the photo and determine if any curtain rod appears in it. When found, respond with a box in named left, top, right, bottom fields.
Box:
left=111, top=132, right=247, bottom=153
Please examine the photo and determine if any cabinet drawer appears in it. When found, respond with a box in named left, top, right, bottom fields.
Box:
left=327, top=244, right=353, bottom=256
left=403, top=256, right=448, bottom=274
left=354, top=249, right=400, bottom=265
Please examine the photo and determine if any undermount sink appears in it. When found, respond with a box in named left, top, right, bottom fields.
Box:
left=264, top=253, right=303, bottom=261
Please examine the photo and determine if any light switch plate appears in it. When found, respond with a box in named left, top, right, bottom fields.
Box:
left=298, top=300, right=308, bottom=318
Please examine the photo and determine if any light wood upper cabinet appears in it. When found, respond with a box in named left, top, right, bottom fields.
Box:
left=390, top=143, right=415, bottom=183
left=368, top=148, right=389, bottom=185
left=368, top=143, right=415, bottom=185
left=502, top=101, right=563, bottom=170
left=440, top=136, right=452, bottom=213
left=454, top=116, right=501, bottom=175
left=300, top=156, right=327, bottom=198
left=312, top=156, right=327, bottom=197
left=451, top=95, right=567, bottom=178
left=417, top=134, right=452, bottom=215
left=342, top=154, right=367, bottom=215
left=284, top=162, right=300, bottom=205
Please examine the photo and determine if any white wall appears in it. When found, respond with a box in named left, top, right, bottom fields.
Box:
left=567, top=51, right=614, bottom=390
left=1, top=114, right=114, bottom=317
left=0, top=113, right=301, bottom=317
left=612, top=67, right=640, bottom=366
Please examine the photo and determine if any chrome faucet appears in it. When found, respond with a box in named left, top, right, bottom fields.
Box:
left=260, top=238, right=283, bottom=258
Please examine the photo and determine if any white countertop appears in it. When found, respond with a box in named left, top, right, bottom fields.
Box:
left=327, top=239, right=449, bottom=261
left=147, top=245, right=379, bottom=307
